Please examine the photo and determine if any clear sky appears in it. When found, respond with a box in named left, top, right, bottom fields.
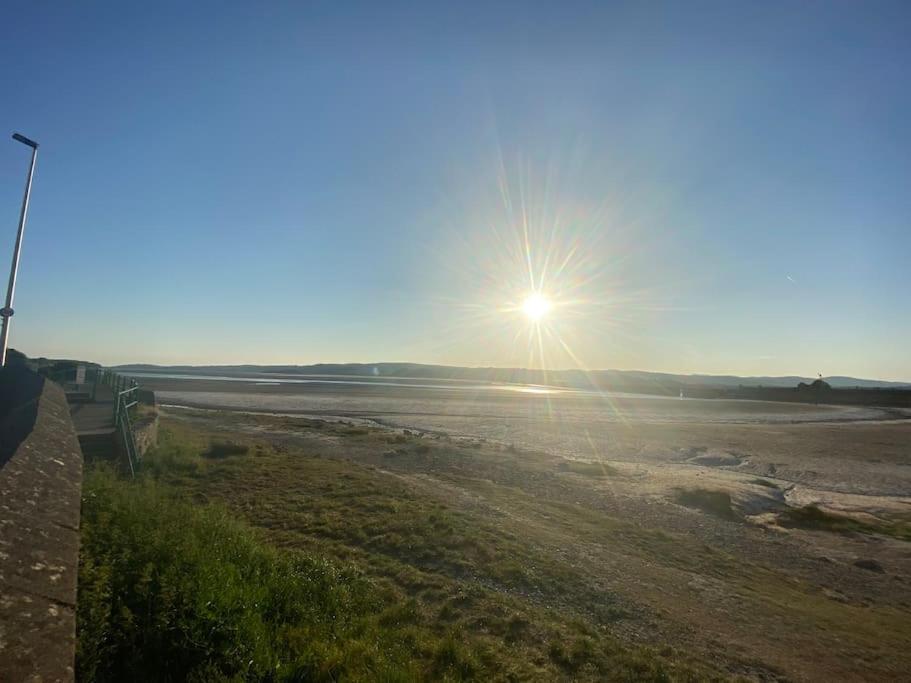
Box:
left=1, top=1, right=909, bottom=379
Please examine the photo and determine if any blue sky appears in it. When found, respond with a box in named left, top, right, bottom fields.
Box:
left=1, top=1, right=909, bottom=379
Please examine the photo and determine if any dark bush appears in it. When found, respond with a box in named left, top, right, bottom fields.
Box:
left=675, top=488, right=737, bottom=520
left=203, top=440, right=249, bottom=458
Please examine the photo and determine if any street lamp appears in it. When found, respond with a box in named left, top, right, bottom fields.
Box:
left=1, top=133, right=39, bottom=367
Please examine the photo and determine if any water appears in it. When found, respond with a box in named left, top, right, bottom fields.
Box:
left=124, top=370, right=573, bottom=396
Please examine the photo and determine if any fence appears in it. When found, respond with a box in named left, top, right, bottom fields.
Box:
left=96, top=369, right=141, bottom=477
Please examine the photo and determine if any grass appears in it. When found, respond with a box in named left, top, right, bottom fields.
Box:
left=77, top=411, right=911, bottom=681
left=142, top=423, right=628, bottom=625
left=77, top=418, right=715, bottom=682
left=78, top=468, right=407, bottom=681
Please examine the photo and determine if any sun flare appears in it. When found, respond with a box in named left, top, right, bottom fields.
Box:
left=521, top=293, right=552, bottom=322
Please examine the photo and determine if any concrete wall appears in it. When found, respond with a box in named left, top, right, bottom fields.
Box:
left=0, top=370, right=82, bottom=682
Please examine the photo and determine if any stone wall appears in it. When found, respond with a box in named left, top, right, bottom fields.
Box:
left=136, top=388, right=156, bottom=406
left=133, top=414, right=159, bottom=458
left=0, top=371, right=82, bottom=682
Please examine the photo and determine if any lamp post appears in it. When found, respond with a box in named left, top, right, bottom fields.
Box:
left=1, top=133, right=39, bottom=367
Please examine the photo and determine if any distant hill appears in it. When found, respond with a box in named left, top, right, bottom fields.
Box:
left=113, top=362, right=911, bottom=391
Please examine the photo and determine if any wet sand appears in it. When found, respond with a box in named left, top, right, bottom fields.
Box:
left=136, top=373, right=911, bottom=499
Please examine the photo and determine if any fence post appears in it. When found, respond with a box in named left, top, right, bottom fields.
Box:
left=112, top=374, right=120, bottom=425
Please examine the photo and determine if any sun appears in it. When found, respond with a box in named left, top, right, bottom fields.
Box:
left=521, top=292, right=552, bottom=321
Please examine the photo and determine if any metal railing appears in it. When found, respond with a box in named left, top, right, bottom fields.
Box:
left=97, top=369, right=141, bottom=477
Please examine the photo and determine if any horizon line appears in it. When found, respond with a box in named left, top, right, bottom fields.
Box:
left=101, top=359, right=911, bottom=386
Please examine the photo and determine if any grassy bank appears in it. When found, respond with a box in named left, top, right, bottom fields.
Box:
left=78, top=469, right=412, bottom=681
left=78, top=409, right=911, bottom=680
left=76, top=421, right=713, bottom=681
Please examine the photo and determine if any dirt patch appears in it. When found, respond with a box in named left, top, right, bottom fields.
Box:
left=687, top=451, right=744, bottom=467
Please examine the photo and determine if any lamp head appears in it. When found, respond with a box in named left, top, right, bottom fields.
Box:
left=12, top=133, right=38, bottom=149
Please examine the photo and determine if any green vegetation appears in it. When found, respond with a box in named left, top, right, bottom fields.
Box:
left=77, top=412, right=911, bottom=681
left=78, top=469, right=404, bottom=681
left=778, top=504, right=911, bottom=542
left=77, top=419, right=715, bottom=681
left=674, top=489, right=737, bottom=521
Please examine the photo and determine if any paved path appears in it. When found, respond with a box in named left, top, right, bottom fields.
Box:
left=68, top=384, right=114, bottom=435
